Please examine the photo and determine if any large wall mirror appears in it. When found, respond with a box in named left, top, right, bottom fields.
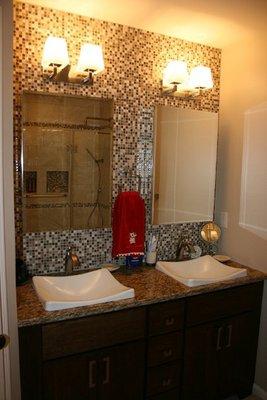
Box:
left=153, top=106, right=218, bottom=224
left=22, top=92, right=113, bottom=233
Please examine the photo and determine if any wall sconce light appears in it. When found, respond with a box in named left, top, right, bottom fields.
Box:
left=41, top=36, right=104, bottom=85
left=162, top=61, right=213, bottom=98
left=41, top=36, right=70, bottom=79
left=75, top=43, right=105, bottom=84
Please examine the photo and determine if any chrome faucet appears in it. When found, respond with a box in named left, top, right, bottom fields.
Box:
left=176, top=237, right=196, bottom=261
left=65, top=246, right=80, bottom=275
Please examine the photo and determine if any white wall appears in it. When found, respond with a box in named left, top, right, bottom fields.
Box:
left=0, top=0, right=21, bottom=398
left=216, top=28, right=267, bottom=394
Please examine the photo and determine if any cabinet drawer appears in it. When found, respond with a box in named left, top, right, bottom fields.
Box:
left=147, top=388, right=180, bottom=400
left=186, top=282, right=263, bottom=326
left=146, top=362, right=181, bottom=397
left=42, top=308, right=146, bottom=360
left=148, top=300, right=185, bottom=336
left=147, top=332, right=183, bottom=367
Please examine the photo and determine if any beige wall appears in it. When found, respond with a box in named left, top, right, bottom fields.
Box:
left=216, top=29, right=267, bottom=393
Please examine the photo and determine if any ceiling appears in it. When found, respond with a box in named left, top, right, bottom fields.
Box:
left=20, top=0, right=267, bottom=48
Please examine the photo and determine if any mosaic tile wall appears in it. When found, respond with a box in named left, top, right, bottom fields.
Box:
left=14, top=1, right=221, bottom=274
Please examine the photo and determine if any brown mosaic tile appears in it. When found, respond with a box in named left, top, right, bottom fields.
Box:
left=14, top=1, right=221, bottom=273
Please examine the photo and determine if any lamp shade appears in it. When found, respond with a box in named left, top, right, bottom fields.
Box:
left=76, top=44, right=104, bottom=74
left=41, top=36, right=69, bottom=69
left=189, top=65, right=213, bottom=89
left=163, top=60, right=188, bottom=86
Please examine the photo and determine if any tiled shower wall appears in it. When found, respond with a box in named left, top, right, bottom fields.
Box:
left=14, top=1, right=221, bottom=274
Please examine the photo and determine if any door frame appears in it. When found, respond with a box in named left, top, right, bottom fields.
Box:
left=0, top=1, right=21, bottom=399
left=0, top=6, right=10, bottom=398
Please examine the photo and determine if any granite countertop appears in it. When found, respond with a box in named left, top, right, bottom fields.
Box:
left=17, top=261, right=267, bottom=327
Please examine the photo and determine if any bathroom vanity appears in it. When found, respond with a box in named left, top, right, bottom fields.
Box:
left=17, top=263, right=266, bottom=400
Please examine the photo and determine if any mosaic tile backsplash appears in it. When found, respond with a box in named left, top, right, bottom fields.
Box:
left=23, top=223, right=211, bottom=274
left=14, top=1, right=221, bottom=274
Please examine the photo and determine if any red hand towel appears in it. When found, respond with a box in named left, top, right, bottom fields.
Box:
left=112, top=191, right=145, bottom=258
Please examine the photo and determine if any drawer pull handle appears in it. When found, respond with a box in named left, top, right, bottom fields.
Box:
left=225, top=325, right=232, bottom=348
left=163, top=348, right=173, bottom=358
left=102, top=356, right=110, bottom=385
left=162, top=378, right=171, bottom=387
left=89, top=360, right=97, bottom=389
left=165, top=317, right=175, bottom=326
left=216, top=326, right=223, bottom=351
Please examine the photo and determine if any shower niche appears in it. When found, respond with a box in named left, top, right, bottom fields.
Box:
left=22, top=92, right=113, bottom=232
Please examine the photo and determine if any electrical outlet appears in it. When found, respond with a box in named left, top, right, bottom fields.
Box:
left=220, top=211, right=228, bottom=229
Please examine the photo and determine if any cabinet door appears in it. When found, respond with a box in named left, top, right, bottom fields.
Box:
left=182, top=322, right=221, bottom=400
left=182, top=312, right=260, bottom=400
left=218, top=312, right=260, bottom=399
left=98, top=341, right=145, bottom=400
left=43, top=352, right=98, bottom=400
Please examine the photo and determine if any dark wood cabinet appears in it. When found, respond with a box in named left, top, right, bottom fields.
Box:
left=218, top=312, right=260, bottom=399
left=98, top=341, right=145, bottom=400
left=182, top=320, right=221, bottom=399
left=43, top=351, right=98, bottom=400
left=147, top=388, right=180, bottom=400
left=43, top=341, right=145, bottom=400
left=182, top=283, right=263, bottom=400
left=146, top=361, right=181, bottom=397
left=147, top=332, right=183, bottom=367
left=19, top=282, right=263, bottom=400
left=183, top=313, right=260, bottom=400
left=148, top=300, right=185, bottom=336
left=146, top=301, right=184, bottom=398
left=42, top=308, right=146, bottom=360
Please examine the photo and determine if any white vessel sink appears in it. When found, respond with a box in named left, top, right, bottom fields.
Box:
left=156, top=255, right=247, bottom=287
left=33, top=268, right=135, bottom=311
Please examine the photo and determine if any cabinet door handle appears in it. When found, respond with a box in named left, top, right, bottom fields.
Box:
left=216, top=326, right=223, bottom=351
left=102, top=356, right=110, bottom=385
left=162, top=378, right=171, bottom=387
left=165, top=317, right=175, bottom=326
left=225, top=324, right=232, bottom=348
left=89, top=360, right=97, bottom=389
left=163, top=348, right=173, bottom=358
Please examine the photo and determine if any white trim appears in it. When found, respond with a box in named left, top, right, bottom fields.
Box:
left=239, top=110, right=249, bottom=227
left=0, top=1, right=21, bottom=398
left=0, top=5, right=11, bottom=399
left=0, top=3, right=4, bottom=393
left=239, top=222, right=267, bottom=234
left=253, top=383, right=267, bottom=400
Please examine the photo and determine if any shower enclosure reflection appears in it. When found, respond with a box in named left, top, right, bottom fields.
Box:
left=22, top=92, right=113, bottom=232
